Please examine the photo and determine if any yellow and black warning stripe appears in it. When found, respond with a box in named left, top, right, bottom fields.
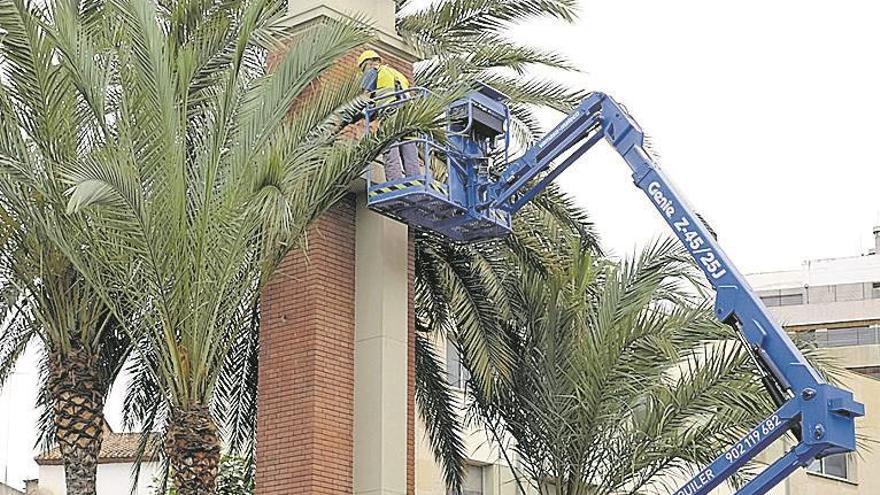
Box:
left=370, top=179, right=424, bottom=197
left=430, top=181, right=448, bottom=194
left=369, top=180, right=452, bottom=198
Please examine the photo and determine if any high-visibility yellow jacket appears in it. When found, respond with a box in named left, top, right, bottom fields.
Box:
left=362, top=65, right=414, bottom=142
left=363, top=64, right=411, bottom=100
left=376, top=64, right=410, bottom=92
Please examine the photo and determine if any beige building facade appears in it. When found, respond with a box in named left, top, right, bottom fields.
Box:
left=415, top=340, right=525, bottom=495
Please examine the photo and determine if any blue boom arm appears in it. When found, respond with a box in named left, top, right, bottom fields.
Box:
left=488, top=93, right=865, bottom=495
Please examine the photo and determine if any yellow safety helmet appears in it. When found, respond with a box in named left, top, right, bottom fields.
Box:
left=357, top=49, right=381, bottom=69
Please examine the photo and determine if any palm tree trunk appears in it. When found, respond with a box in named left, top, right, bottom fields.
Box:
left=166, top=404, right=221, bottom=495
left=48, top=346, right=106, bottom=495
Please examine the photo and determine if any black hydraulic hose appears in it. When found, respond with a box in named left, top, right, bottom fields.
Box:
left=755, top=352, right=804, bottom=443
left=732, top=321, right=804, bottom=442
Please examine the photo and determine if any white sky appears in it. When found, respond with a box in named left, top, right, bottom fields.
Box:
left=518, top=0, right=880, bottom=272
left=2, top=0, right=880, bottom=489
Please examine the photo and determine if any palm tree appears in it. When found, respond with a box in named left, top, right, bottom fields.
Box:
left=460, top=240, right=773, bottom=495
left=58, top=0, right=447, bottom=493
left=467, top=239, right=776, bottom=495
left=413, top=186, right=598, bottom=490
left=46, top=0, right=596, bottom=491
left=0, top=215, right=129, bottom=495
left=0, top=1, right=132, bottom=493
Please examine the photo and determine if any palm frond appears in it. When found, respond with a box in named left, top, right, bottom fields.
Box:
left=415, top=331, right=468, bottom=492
left=214, top=302, right=260, bottom=455
left=459, top=239, right=781, bottom=494
left=399, top=0, right=578, bottom=55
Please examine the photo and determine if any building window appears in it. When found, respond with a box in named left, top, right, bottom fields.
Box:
left=446, top=340, right=471, bottom=389
left=808, top=453, right=854, bottom=481
left=815, top=326, right=880, bottom=348
left=873, top=282, right=880, bottom=299
left=760, top=295, right=780, bottom=307
left=779, top=293, right=804, bottom=306
left=449, top=464, right=485, bottom=495
left=760, top=291, right=804, bottom=307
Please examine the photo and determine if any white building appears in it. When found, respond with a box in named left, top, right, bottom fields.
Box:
left=745, top=226, right=880, bottom=495
left=749, top=226, right=880, bottom=377
left=27, top=426, right=160, bottom=495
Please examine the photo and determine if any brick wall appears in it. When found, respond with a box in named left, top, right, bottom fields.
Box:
left=256, top=196, right=357, bottom=495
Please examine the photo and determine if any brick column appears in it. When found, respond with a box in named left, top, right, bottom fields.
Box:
left=407, top=233, right=417, bottom=495
left=257, top=3, right=418, bottom=495
left=256, top=197, right=357, bottom=495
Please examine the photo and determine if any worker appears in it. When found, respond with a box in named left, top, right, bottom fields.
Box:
left=358, top=49, right=421, bottom=181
